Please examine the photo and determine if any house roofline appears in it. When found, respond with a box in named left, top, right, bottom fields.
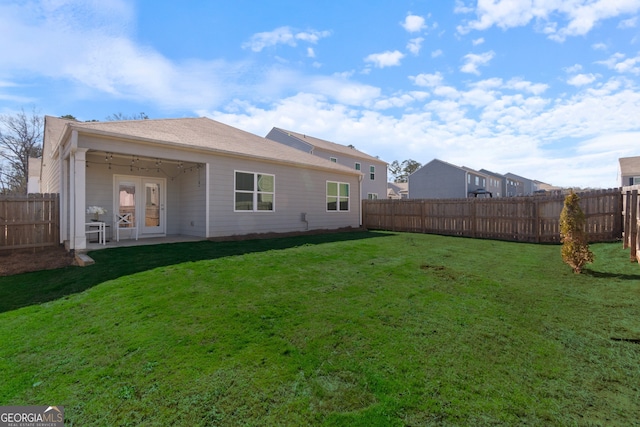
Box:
left=60, top=124, right=361, bottom=177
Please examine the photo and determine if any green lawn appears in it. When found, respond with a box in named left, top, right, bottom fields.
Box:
left=1, top=231, right=639, bottom=426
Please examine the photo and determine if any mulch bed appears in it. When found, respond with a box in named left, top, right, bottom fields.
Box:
left=0, top=246, right=76, bottom=276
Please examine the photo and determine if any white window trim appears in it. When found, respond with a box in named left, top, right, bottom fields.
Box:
left=369, top=165, right=375, bottom=180
left=326, top=180, right=350, bottom=212
left=330, top=157, right=337, bottom=163
left=367, top=193, right=378, bottom=200
left=234, top=170, right=275, bottom=212
left=355, top=162, right=361, bottom=171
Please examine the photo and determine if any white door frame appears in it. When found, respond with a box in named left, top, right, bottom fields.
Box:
left=114, top=175, right=166, bottom=237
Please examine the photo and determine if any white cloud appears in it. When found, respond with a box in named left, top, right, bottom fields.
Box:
left=564, top=64, right=583, bottom=73
left=401, top=14, right=426, bottom=32
left=598, top=52, right=640, bottom=74
left=567, top=73, right=598, bottom=86
left=242, top=27, right=331, bottom=52
left=307, top=47, right=316, bottom=58
left=472, top=37, right=485, bottom=46
left=592, top=42, right=608, bottom=50
left=364, top=50, right=405, bottom=68
left=460, top=51, right=495, bottom=75
left=407, top=37, right=424, bottom=55
left=431, top=49, right=443, bottom=58
left=457, top=0, right=640, bottom=42
left=410, top=72, right=444, bottom=88
left=619, top=16, right=638, bottom=28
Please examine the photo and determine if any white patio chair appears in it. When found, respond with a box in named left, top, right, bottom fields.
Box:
left=85, top=222, right=106, bottom=245
left=116, top=213, right=138, bottom=242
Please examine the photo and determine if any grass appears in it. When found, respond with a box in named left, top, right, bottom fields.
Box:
left=0, top=231, right=639, bottom=425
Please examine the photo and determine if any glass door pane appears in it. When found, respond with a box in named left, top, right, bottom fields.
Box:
left=145, top=183, right=160, bottom=227
left=118, top=182, right=136, bottom=225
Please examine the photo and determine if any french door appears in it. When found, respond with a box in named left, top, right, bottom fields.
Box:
left=114, top=175, right=166, bottom=236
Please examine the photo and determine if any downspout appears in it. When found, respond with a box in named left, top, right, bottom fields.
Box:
left=359, top=173, right=363, bottom=227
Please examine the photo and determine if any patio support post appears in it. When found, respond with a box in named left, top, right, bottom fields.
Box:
left=72, top=147, right=89, bottom=251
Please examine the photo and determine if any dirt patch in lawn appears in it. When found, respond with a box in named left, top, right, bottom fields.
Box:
left=0, top=246, right=75, bottom=276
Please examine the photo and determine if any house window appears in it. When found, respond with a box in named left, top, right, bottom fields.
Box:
left=368, top=193, right=378, bottom=200
left=327, top=181, right=349, bottom=211
left=330, top=157, right=337, bottom=163
left=475, top=176, right=479, bottom=186
left=235, top=171, right=275, bottom=211
left=369, top=165, right=375, bottom=180
left=468, top=174, right=471, bottom=184
left=355, top=162, right=361, bottom=171
left=633, top=177, right=640, bottom=185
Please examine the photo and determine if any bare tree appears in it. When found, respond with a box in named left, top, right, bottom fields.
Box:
left=0, top=108, right=43, bottom=194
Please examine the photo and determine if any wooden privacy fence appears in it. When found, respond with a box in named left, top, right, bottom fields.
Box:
left=363, top=189, right=622, bottom=243
left=0, top=194, right=60, bottom=250
left=622, top=186, right=640, bottom=263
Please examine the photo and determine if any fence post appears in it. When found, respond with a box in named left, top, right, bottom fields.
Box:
left=630, top=190, right=638, bottom=262
left=623, top=191, right=631, bottom=249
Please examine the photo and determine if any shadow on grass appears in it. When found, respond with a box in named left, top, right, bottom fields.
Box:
left=582, top=268, right=640, bottom=281
left=0, top=231, right=392, bottom=313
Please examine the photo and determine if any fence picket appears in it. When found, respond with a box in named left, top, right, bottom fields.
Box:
left=363, top=189, right=623, bottom=244
left=0, top=194, right=60, bottom=250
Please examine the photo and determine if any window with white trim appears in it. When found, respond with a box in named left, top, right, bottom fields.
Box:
left=355, top=162, right=361, bottom=171
left=330, top=157, right=337, bottom=163
left=235, top=171, right=275, bottom=211
left=367, top=193, right=378, bottom=200
left=327, top=181, right=349, bottom=211
left=369, top=165, right=375, bottom=180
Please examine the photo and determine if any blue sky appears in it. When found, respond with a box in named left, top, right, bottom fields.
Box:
left=2, top=0, right=640, bottom=188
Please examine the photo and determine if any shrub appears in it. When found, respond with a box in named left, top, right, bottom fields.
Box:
left=559, top=191, right=594, bottom=273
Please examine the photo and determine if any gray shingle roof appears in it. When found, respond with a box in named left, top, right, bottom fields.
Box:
left=270, top=127, right=386, bottom=164
left=46, top=116, right=359, bottom=175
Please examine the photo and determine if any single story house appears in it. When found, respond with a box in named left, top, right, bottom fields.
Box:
left=35, top=116, right=363, bottom=251
left=619, top=156, right=640, bottom=186
left=265, top=127, right=388, bottom=200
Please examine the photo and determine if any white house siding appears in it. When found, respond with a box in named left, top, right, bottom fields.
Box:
left=207, top=155, right=361, bottom=237
left=178, top=165, right=207, bottom=237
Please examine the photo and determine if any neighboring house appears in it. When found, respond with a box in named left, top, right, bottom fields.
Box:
left=408, top=159, right=490, bottom=199
left=387, top=182, right=408, bottom=199
left=504, top=172, right=535, bottom=196
left=533, top=180, right=562, bottom=195
left=619, top=156, right=640, bottom=186
left=27, top=157, right=42, bottom=194
left=37, top=116, right=362, bottom=251
left=479, top=169, right=506, bottom=198
left=265, top=127, right=388, bottom=200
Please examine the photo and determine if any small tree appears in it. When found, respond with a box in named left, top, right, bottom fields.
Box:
left=559, top=191, right=594, bottom=273
left=0, top=108, right=43, bottom=194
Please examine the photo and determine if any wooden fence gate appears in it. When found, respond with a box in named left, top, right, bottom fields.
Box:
left=363, top=189, right=622, bottom=244
left=0, top=194, right=60, bottom=250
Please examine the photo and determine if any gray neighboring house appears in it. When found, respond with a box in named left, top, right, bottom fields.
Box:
left=265, top=127, right=388, bottom=200
left=504, top=172, right=536, bottom=196
left=34, top=116, right=362, bottom=252
left=408, top=159, right=490, bottom=199
left=479, top=169, right=506, bottom=197
left=619, top=156, right=640, bottom=186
